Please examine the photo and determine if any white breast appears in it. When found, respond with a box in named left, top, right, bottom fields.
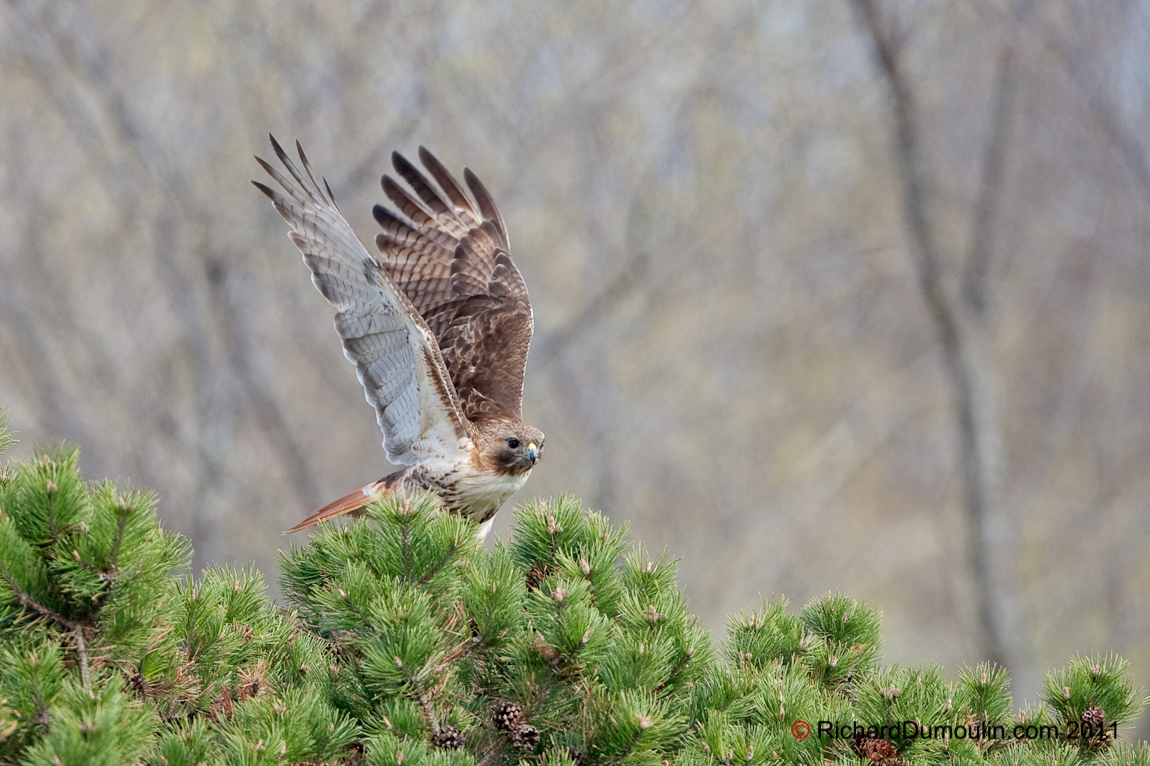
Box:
left=408, top=451, right=532, bottom=523
left=456, top=470, right=530, bottom=518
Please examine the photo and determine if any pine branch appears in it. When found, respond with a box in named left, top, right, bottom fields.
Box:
left=44, top=478, right=61, bottom=541
left=108, top=496, right=130, bottom=567
left=653, top=647, right=694, bottom=695
left=421, top=603, right=480, bottom=679
left=72, top=626, right=92, bottom=692
left=405, top=671, right=440, bottom=734
left=5, top=572, right=78, bottom=630
left=416, top=542, right=459, bottom=588
left=476, top=732, right=510, bottom=766
left=616, top=718, right=650, bottom=764
left=401, top=515, right=413, bottom=582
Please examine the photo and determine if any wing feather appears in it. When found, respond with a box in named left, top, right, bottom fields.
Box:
left=418, top=146, right=482, bottom=221
left=370, top=149, right=532, bottom=421
left=464, top=169, right=508, bottom=245
left=371, top=204, right=457, bottom=338
left=381, top=176, right=463, bottom=252
left=254, top=135, right=469, bottom=465
left=390, top=152, right=476, bottom=238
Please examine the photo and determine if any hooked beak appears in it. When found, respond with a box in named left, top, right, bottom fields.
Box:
left=527, top=443, right=539, bottom=464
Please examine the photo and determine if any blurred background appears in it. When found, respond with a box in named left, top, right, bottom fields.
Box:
left=1, top=0, right=1149, bottom=736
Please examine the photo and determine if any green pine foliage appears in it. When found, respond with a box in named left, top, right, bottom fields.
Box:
left=0, top=416, right=356, bottom=766
left=0, top=412, right=1147, bottom=765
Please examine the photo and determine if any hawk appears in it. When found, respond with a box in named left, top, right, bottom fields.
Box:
left=253, top=136, right=543, bottom=537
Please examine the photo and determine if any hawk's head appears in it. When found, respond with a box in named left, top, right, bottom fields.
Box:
left=477, top=422, right=544, bottom=475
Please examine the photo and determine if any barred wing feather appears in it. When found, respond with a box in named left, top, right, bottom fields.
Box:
left=253, top=136, right=468, bottom=466
left=373, top=148, right=533, bottom=423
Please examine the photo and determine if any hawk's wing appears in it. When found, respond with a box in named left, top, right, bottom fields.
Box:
left=253, top=137, right=469, bottom=466
left=372, top=148, right=533, bottom=423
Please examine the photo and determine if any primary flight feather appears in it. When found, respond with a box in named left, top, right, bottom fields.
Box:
left=253, top=137, right=543, bottom=536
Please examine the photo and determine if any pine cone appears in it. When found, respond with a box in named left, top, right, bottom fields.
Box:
left=433, top=724, right=466, bottom=750
left=1081, top=706, right=1105, bottom=728
left=851, top=735, right=904, bottom=766
left=493, top=700, right=524, bottom=731
left=508, top=723, right=541, bottom=751
left=566, top=748, right=588, bottom=766
left=868, top=739, right=904, bottom=766
left=127, top=669, right=147, bottom=697
left=525, top=563, right=550, bottom=590
left=1080, top=706, right=1112, bottom=752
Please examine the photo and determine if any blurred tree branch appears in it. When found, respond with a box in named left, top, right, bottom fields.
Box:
left=849, top=0, right=1027, bottom=668
left=534, top=6, right=757, bottom=367
left=963, top=31, right=1023, bottom=314
left=6, top=0, right=325, bottom=557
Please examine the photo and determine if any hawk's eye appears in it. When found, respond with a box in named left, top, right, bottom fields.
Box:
left=507, top=437, right=520, bottom=449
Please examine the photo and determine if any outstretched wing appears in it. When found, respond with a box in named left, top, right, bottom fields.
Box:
left=372, top=147, right=533, bottom=423
left=253, top=136, right=469, bottom=465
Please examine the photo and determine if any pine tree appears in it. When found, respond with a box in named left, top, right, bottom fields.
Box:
left=0, top=412, right=356, bottom=765
left=0, top=408, right=1147, bottom=766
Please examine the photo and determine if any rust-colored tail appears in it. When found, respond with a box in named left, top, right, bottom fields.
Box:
left=286, top=471, right=403, bottom=533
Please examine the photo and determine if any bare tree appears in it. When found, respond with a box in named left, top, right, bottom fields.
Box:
left=848, top=0, right=1033, bottom=668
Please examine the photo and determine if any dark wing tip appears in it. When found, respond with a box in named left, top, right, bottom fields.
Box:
left=254, top=155, right=277, bottom=176
left=251, top=179, right=276, bottom=199
left=269, top=134, right=289, bottom=162
left=416, top=146, right=450, bottom=183
left=391, top=150, right=414, bottom=174
left=463, top=167, right=503, bottom=227
left=390, top=151, right=424, bottom=187
left=417, top=147, right=476, bottom=214
left=371, top=203, right=392, bottom=226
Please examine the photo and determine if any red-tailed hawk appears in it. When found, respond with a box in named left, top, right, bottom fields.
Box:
left=253, top=137, right=543, bottom=537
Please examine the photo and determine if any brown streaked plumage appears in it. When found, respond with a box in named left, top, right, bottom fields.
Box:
left=253, top=136, right=543, bottom=536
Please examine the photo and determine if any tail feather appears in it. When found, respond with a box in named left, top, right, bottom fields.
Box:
left=286, top=472, right=401, bottom=533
